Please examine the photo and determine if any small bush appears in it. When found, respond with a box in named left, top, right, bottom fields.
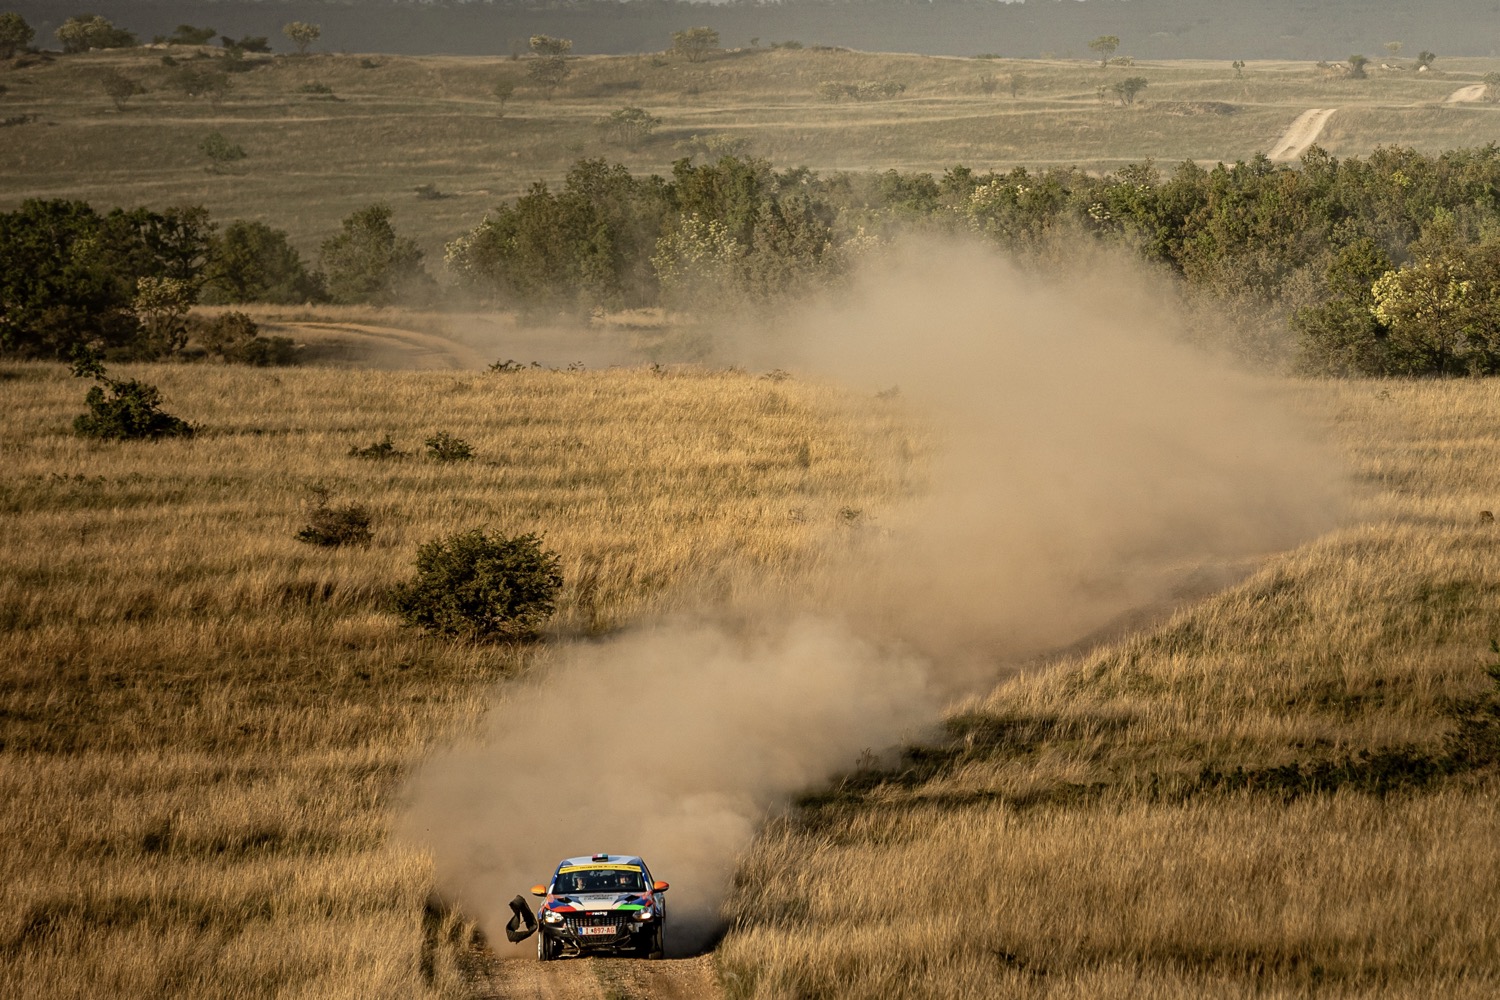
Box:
left=425, top=431, right=473, bottom=462
left=390, top=529, right=563, bottom=640
left=295, top=485, right=372, bottom=547
left=297, top=82, right=333, bottom=94
left=348, top=434, right=407, bottom=460
left=191, top=311, right=299, bottom=365
left=70, top=349, right=193, bottom=441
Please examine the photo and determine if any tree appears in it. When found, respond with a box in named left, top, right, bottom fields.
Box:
left=1346, top=54, right=1369, bottom=79
left=1416, top=51, right=1437, bottom=70
left=1232, top=59, right=1246, bottom=77
left=164, top=24, right=216, bottom=46
left=0, top=12, right=34, bottom=59
left=1384, top=41, right=1402, bottom=62
left=1088, top=35, right=1119, bottom=67
left=529, top=34, right=571, bottom=58
left=131, top=275, right=193, bottom=357
left=203, top=220, right=324, bottom=304
left=390, top=530, right=563, bottom=641
left=527, top=56, right=571, bottom=98
left=1008, top=73, right=1028, bottom=98
left=282, top=21, right=319, bottom=55
left=56, top=14, right=136, bottom=53
left=595, top=106, right=661, bottom=148
left=100, top=69, right=144, bottom=111
left=1485, top=72, right=1500, bottom=102
left=172, top=65, right=231, bottom=104
left=1112, top=76, right=1148, bottom=105
left=198, top=131, right=245, bottom=172
left=670, top=26, right=720, bottom=63
left=320, top=203, right=428, bottom=304
left=492, top=78, right=516, bottom=116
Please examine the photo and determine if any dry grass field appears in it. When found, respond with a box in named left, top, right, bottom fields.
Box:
left=719, top=379, right=1500, bottom=998
left=3, top=351, right=1499, bottom=997
left=3, top=47, right=1499, bottom=258
left=0, top=359, right=918, bottom=998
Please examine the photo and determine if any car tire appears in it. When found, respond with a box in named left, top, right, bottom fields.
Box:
left=647, top=926, right=664, bottom=960
left=537, top=933, right=554, bottom=962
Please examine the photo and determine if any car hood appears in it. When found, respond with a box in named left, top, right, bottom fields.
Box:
left=546, top=892, right=651, bottom=911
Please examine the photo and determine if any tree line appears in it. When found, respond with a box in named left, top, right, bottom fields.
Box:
left=9, top=145, right=1500, bottom=374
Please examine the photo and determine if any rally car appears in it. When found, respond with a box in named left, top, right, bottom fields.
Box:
left=515, top=853, right=668, bottom=960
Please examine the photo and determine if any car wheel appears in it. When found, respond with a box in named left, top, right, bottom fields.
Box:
left=537, top=933, right=554, bottom=962
left=647, top=926, right=664, bottom=960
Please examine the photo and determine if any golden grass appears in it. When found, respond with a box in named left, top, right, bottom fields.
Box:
left=3, top=48, right=1499, bottom=259
left=0, top=360, right=919, bottom=998
left=715, top=378, right=1500, bottom=997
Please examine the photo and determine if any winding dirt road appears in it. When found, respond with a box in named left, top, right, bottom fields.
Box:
left=475, top=956, right=722, bottom=1000
left=1268, top=108, right=1337, bottom=161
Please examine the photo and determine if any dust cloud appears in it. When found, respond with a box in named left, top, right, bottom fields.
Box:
left=397, top=238, right=1346, bottom=956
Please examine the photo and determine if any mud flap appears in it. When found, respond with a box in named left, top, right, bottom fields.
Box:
left=504, top=895, right=538, bottom=943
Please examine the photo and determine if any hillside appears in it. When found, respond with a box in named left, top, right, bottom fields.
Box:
left=3, top=47, right=1499, bottom=260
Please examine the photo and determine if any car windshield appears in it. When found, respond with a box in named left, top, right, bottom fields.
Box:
left=553, top=868, right=647, bottom=895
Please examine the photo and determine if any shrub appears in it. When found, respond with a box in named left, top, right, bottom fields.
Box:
left=390, top=529, right=563, bottom=640
left=191, top=311, right=299, bottom=365
left=425, top=431, right=473, bottom=461
left=348, top=434, right=406, bottom=459
left=70, top=348, right=193, bottom=441
left=295, top=484, right=372, bottom=546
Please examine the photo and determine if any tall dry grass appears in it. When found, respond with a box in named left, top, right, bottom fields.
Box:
left=716, top=379, right=1500, bottom=998
left=0, top=360, right=920, bottom=998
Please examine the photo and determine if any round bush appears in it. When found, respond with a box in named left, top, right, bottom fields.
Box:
left=391, top=530, right=562, bottom=640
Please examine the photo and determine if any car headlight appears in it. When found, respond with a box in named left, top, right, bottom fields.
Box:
left=633, top=908, right=654, bottom=921
left=541, top=910, right=564, bottom=924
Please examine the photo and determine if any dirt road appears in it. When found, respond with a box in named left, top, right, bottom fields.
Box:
left=475, top=956, right=722, bottom=1000
left=1268, top=108, right=1337, bottom=161
left=1446, top=83, right=1488, bottom=103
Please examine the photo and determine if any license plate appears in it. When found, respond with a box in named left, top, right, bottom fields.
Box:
left=578, top=925, right=616, bottom=936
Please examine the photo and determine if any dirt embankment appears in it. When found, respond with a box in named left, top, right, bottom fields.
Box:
left=1447, top=83, right=1488, bottom=103
left=1268, top=108, right=1336, bottom=161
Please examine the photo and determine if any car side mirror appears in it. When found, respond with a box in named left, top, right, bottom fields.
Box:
left=652, top=880, right=669, bottom=893
left=530, top=884, right=547, bottom=897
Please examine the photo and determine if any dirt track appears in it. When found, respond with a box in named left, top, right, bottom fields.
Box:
left=1267, top=108, right=1336, bottom=161
left=1446, top=83, right=1488, bottom=103
left=476, top=956, right=722, bottom=1000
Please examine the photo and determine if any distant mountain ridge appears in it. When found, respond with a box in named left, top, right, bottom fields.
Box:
left=10, top=0, right=1500, bottom=59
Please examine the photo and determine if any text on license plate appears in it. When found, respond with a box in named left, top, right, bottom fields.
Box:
left=578, top=925, right=617, bottom=936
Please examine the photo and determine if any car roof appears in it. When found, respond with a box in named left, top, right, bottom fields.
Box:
left=555, top=854, right=647, bottom=871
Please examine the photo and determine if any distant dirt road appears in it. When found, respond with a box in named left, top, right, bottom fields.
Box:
left=1446, top=83, right=1488, bottom=103
left=1268, top=108, right=1337, bottom=161
left=476, top=956, right=722, bottom=1000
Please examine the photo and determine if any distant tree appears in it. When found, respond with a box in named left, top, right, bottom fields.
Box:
left=1088, top=35, right=1119, bottom=67
left=320, top=203, right=428, bottom=304
left=529, top=34, right=571, bottom=58
left=1384, top=41, right=1402, bottom=62
left=164, top=24, right=216, bottom=46
left=221, top=34, right=270, bottom=53
left=491, top=78, right=516, bottom=116
left=282, top=21, right=319, bottom=55
left=1112, top=76, right=1148, bottom=105
left=0, top=11, right=34, bottom=58
left=527, top=56, right=571, bottom=98
left=100, top=69, right=144, bottom=110
left=203, top=220, right=324, bottom=304
left=1346, top=54, right=1369, bottom=79
left=595, top=106, right=661, bottom=148
left=1416, top=50, right=1436, bottom=70
left=56, top=14, right=136, bottom=53
left=1008, top=72, right=1028, bottom=98
left=172, top=65, right=231, bottom=104
left=198, top=131, right=245, bottom=172
left=1483, top=72, right=1500, bottom=102
left=1232, top=59, right=1246, bottom=77
left=671, top=26, right=720, bottom=63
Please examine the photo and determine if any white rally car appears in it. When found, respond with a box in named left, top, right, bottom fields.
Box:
left=520, top=853, right=669, bottom=960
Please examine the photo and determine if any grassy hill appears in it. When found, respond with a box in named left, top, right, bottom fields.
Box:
left=3, top=47, right=1499, bottom=260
